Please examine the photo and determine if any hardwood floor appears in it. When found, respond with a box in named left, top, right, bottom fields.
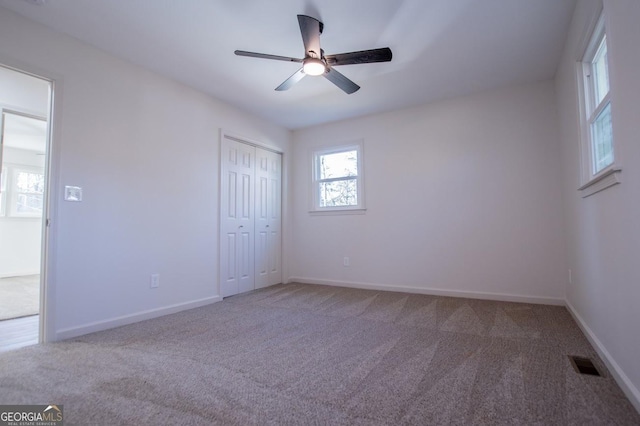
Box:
left=0, top=315, right=39, bottom=352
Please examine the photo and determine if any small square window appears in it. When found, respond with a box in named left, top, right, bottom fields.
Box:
left=311, top=142, right=364, bottom=212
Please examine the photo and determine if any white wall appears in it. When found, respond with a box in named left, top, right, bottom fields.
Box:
left=0, top=65, right=49, bottom=116
left=556, top=0, right=640, bottom=410
left=0, top=8, right=291, bottom=339
left=291, top=81, right=566, bottom=304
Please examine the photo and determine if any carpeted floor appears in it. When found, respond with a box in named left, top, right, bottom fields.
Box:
left=0, top=275, right=40, bottom=321
left=0, top=283, right=638, bottom=425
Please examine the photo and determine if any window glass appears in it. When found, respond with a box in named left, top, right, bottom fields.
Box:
left=592, top=36, right=609, bottom=107
left=591, top=103, right=613, bottom=174
left=14, top=170, right=44, bottom=216
left=319, top=150, right=358, bottom=180
left=319, top=179, right=358, bottom=208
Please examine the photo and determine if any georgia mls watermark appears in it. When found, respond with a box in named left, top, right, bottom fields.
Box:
left=0, top=405, right=63, bottom=426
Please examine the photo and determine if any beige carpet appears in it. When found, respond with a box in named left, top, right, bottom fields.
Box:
left=0, top=283, right=638, bottom=425
left=0, top=275, right=39, bottom=321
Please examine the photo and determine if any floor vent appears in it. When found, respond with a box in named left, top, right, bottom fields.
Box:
left=569, top=355, right=601, bottom=376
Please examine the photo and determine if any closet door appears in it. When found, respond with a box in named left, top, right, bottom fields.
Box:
left=220, top=136, right=255, bottom=297
left=255, top=147, right=282, bottom=288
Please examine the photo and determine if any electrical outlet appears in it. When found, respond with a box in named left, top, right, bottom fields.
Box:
left=343, top=257, right=350, bottom=267
left=150, top=274, right=160, bottom=288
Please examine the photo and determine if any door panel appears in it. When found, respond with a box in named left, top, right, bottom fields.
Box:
left=256, top=230, right=268, bottom=281
left=220, top=137, right=255, bottom=297
left=223, top=233, right=236, bottom=281
left=255, top=147, right=282, bottom=288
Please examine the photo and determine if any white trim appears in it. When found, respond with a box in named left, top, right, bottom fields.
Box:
left=289, top=276, right=565, bottom=306
left=578, top=167, right=621, bottom=197
left=309, top=208, right=366, bottom=216
left=220, top=129, right=284, bottom=154
left=56, top=296, right=222, bottom=340
left=0, top=270, right=40, bottom=279
left=566, top=301, right=640, bottom=413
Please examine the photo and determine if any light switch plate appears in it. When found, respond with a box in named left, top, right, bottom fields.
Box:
left=64, top=186, right=82, bottom=202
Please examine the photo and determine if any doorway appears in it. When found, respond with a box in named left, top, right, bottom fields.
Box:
left=219, top=134, right=282, bottom=297
left=0, top=65, right=52, bottom=351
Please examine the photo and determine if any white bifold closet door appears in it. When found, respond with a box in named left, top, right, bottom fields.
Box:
left=220, top=135, right=282, bottom=297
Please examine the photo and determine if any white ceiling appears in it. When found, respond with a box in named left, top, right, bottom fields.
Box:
left=0, top=0, right=576, bottom=129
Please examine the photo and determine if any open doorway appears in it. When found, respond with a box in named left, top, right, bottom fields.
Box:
left=0, top=65, right=51, bottom=351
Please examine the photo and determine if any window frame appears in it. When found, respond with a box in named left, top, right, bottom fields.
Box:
left=310, top=141, right=365, bottom=214
left=576, top=11, right=621, bottom=197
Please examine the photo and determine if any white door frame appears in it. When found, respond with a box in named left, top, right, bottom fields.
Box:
left=0, top=59, right=62, bottom=344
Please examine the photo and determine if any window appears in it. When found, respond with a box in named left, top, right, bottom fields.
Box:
left=0, top=166, right=44, bottom=218
left=577, top=12, right=620, bottom=196
left=312, top=142, right=364, bottom=212
left=13, top=169, right=45, bottom=216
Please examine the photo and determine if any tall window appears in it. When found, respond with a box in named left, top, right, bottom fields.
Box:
left=579, top=13, right=616, bottom=183
left=312, top=142, right=364, bottom=212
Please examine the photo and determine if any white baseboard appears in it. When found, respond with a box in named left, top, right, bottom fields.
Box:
left=288, top=277, right=565, bottom=306
left=566, top=301, right=640, bottom=414
left=56, top=295, right=222, bottom=341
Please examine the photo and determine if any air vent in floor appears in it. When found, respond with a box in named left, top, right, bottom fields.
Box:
left=569, top=355, right=601, bottom=376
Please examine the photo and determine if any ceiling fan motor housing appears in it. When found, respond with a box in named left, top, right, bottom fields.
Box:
left=303, top=57, right=327, bottom=75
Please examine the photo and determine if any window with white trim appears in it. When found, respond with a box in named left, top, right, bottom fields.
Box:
left=0, top=165, right=44, bottom=218
left=577, top=12, right=620, bottom=196
left=12, top=168, right=44, bottom=217
left=312, top=142, right=364, bottom=212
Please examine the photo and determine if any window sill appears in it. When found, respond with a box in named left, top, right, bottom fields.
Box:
left=309, top=208, right=366, bottom=216
left=579, top=168, right=621, bottom=198
left=0, top=216, right=43, bottom=221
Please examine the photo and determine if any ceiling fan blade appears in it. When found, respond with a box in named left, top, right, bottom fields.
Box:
left=275, top=68, right=306, bottom=91
left=325, top=47, right=393, bottom=66
left=234, top=50, right=302, bottom=63
left=297, top=15, right=323, bottom=58
left=323, top=67, right=360, bottom=94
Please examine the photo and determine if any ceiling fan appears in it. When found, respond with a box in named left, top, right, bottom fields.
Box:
left=235, top=15, right=392, bottom=94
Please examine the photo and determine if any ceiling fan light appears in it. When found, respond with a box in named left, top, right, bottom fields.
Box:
left=303, top=58, right=326, bottom=76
